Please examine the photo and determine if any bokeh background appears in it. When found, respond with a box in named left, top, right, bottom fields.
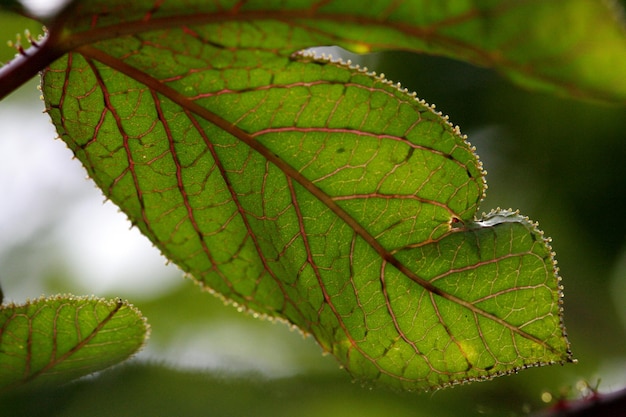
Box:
left=1, top=2, right=625, bottom=416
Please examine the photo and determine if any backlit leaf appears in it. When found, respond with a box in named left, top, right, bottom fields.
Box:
left=36, top=0, right=580, bottom=390
left=38, top=0, right=626, bottom=103
left=0, top=296, right=148, bottom=390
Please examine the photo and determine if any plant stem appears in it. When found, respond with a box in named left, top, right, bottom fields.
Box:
left=0, top=34, right=64, bottom=100
left=532, top=387, right=626, bottom=417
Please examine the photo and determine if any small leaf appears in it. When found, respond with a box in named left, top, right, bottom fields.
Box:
left=0, top=295, right=148, bottom=390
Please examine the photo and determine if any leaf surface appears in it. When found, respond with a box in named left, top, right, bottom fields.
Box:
left=0, top=296, right=148, bottom=390
left=40, top=0, right=626, bottom=103
left=39, top=0, right=576, bottom=390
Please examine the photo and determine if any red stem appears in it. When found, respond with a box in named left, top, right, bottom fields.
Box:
left=532, top=387, right=626, bottom=417
left=0, top=34, right=65, bottom=100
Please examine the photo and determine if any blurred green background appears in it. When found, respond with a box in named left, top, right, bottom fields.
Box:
left=1, top=6, right=625, bottom=417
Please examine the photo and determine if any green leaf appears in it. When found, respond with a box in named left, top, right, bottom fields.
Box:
left=0, top=295, right=148, bottom=391
left=37, top=0, right=577, bottom=390
left=37, top=0, right=626, bottom=103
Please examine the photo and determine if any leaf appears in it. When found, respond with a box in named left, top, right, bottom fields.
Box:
left=0, top=295, right=148, bottom=391
left=37, top=0, right=577, bottom=390
left=13, top=0, right=626, bottom=103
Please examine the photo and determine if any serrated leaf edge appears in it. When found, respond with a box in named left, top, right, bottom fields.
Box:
left=0, top=293, right=150, bottom=389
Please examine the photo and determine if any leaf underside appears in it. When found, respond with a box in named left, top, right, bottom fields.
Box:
left=50, top=0, right=626, bottom=104
left=0, top=296, right=148, bottom=390
left=39, top=0, right=580, bottom=390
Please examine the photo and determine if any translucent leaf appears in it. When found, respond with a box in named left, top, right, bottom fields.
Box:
left=0, top=296, right=148, bottom=390
left=36, top=0, right=580, bottom=390
left=42, top=0, right=626, bottom=103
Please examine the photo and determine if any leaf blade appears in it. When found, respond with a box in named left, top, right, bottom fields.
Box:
left=42, top=35, right=573, bottom=389
left=49, top=0, right=626, bottom=104
left=37, top=0, right=581, bottom=390
left=0, top=295, right=148, bottom=390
